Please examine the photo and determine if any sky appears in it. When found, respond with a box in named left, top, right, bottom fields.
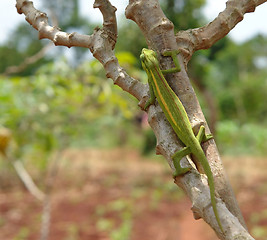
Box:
left=0, top=0, right=267, bottom=44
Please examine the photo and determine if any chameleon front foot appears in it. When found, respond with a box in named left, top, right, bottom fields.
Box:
left=196, top=125, right=213, bottom=143
left=161, top=49, right=181, bottom=74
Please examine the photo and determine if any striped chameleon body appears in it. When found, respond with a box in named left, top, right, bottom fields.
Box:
left=140, top=48, right=223, bottom=232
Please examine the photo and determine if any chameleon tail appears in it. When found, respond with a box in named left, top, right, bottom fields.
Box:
left=197, top=147, right=224, bottom=233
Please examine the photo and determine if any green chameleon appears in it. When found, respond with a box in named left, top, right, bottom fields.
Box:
left=140, top=48, right=223, bottom=232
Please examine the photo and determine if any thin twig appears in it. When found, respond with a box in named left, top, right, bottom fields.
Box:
left=3, top=43, right=52, bottom=76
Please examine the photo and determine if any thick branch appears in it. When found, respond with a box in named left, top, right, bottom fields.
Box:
left=175, top=0, right=267, bottom=61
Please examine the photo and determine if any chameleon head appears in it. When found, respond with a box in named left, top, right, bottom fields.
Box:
left=140, top=48, right=159, bottom=70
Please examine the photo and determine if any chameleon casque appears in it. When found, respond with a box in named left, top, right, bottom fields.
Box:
left=140, top=48, right=223, bottom=232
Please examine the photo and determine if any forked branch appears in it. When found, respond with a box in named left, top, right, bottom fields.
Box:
left=15, top=0, right=145, bottom=102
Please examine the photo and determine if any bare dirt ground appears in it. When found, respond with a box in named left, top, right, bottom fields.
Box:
left=0, top=148, right=267, bottom=240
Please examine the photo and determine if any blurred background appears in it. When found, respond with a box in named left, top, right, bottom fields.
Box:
left=0, top=0, right=267, bottom=239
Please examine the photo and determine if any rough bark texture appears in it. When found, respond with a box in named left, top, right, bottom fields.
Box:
left=15, top=0, right=267, bottom=239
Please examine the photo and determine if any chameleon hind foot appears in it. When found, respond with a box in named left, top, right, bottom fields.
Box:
left=172, top=146, right=191, bottom=177
left=173, top=165, right=191, bottom=177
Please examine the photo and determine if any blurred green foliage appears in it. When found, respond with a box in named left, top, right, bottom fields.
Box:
left=160, top=0, right=206, bottom=31
left=0, top=0, right=267, bottom=171
left=203, top=36, right=267, bottom=155
left=206, top=36, right=267, bottom=122
left=0, top=52, right=144, bottom=170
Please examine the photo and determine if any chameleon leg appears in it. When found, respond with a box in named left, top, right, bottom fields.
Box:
left=196, top=125, right=213, bottom=143
left=161, top=50, right=181, bottom=74
left=172, top=147, right=191, bottom=176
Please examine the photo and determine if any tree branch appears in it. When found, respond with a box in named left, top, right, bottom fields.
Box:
left=175, top=0, right=267, bottom=62
left=15, top=0, right=146, bottom=103
left=16, top=0, right=92, bottom=48
left=0, top=128, right=45, bottom=201
left=3, top=43, right=52, bottom=76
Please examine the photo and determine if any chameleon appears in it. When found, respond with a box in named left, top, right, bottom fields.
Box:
left=140, top=48, right=223, bottom=232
